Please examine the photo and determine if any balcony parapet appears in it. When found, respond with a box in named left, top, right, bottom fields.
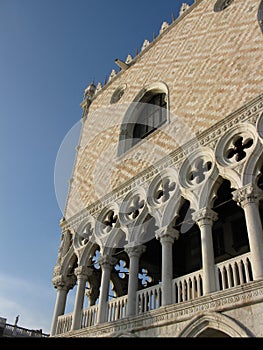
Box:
left=54, top=277, right=263, bottom=337
left=54, top=252, right=256, bottom=337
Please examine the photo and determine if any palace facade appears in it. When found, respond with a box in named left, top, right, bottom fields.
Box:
left=50, top=0, right=263, bottom=337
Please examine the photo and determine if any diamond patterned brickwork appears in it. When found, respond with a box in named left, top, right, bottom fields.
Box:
left=64, top=0, right=263, bottom=219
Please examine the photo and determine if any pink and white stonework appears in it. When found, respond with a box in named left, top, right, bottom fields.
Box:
left=51, top=0, right=263, bottom=337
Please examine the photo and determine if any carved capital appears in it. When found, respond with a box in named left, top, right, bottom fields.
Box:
left=98, top=255, right=117, bottom=268
left=52, top=274, right=75, bottom=291
left=53, top=265, right=61, bottom=277
left=74, top=265, right=92, bottom=278
left=155, top=226, right=179, bottom=243
left=232, top=184, right=262, bottom=207
left=124, top=244, right=146, bottom=259
left=52, top=274, right=65, bottom=289
left=192, top=207, right=218, bottom=226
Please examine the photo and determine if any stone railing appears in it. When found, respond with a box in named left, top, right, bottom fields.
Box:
left=56, top=312, right=73, bottom=335
left=107, top=295, right=127, bottom=322
left=215, top=252, right=253, bottom=290
left=172, top=270, right=204, bottom=303
left=56, top=252, right=252, bottom=335
left=137, top=283, right=162, bottom=313
left=82, top=304, right=98, bottom=327
left=1, top=323, right=49, bottom=337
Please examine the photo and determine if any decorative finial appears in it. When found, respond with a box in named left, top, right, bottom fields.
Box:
left=108, top=69, right=116, bottom=82
left=180, top=3, right=190, bottom=16
left=141, top=39, right=150, bottom=51
left=84, top=80, right=96, bottom=99
left=159, top=21, right=169, bottom=35
left=125, top=54, right=133, bottom=64
left=96, top=82, right=102, bottom=92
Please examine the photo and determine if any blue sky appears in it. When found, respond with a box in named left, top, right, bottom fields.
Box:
left=0, top=0, right=194, bottom=334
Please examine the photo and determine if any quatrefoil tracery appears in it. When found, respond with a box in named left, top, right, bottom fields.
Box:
left=138, top=268, right=153, bottom=287
left=115, top=259, right=129, bottom=279
left=226, top=136, right=253, bottom=162
left=80, top=222, right=93, bottom=245
left=127, top=195, right=145, bottom=220
left=188, top=158, right=212, bottom=185
left=154, top=178, right=176, bottom=204
left=102, top=210, right=118, bottom=233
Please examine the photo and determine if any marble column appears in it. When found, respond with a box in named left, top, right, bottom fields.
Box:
left=97, top=255, right=117, bottom=324
left=50, top=274, right=75, bottom=336
left=125, top=244, right=146, bottom=316
left=71, top=266, right=92, bottom=331
left=155, top=227, right=179, bottom=306
left=233, top=184, right=263, bottom=280
left=192, top=208, right=218, bottom=295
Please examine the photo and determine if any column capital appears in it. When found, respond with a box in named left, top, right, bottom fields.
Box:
left=98, top=254, right=117, bottom=268
left=155, top=226, right=179, bottom=243
left=232, top=184, right=262, bottom=207
left=52, top=274, right=66, bottom=289
left=74, top=265, right=92, bottom=278
left=52, top=274, right=76, bottom=290
left=192, top=207, right=218, bottom=226
left=124, top=244, right=146, bottom=258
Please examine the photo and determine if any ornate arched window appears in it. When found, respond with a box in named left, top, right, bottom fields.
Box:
left=258, top=0, right=263, bottom=34
left=133, top=92, right=167, bottom=141
left=214, top=0, right=233, bottom=12
left=118, top=82, right=169, bottom=155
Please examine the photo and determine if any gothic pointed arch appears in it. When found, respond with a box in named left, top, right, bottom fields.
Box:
left=118, top=82, right=169, bottom=155
left=172, top=198, right=201, bottom=277
left=179, top=311, right=254, bottom=337
left=211, top=179, right=250, bottom=265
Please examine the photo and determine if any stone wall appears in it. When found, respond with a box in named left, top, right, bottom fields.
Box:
left=64, top=0, right=263, bottom=221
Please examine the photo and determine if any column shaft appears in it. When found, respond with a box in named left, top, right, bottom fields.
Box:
left=193, top=208, right=218, bottom=295
left=125, top=245, right=146, bottom=316
left=97, top=256, right=116, bottom=324
left=243, top=201, right=263, bottom=279
left=71, top=266, right=90, bottom=331
left=233, top=185, right=263, bottom=280
left=50, top=286, right=68, bottom=336
left=156, top=228, right=179, bottom=306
